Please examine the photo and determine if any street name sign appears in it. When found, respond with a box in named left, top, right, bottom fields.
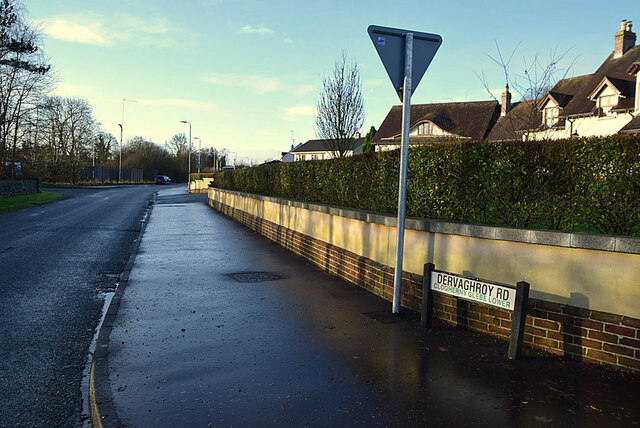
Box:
left=421, top=263, right=530, bottom=360
left=367, top=25, right=442, bottom=101
left=431, top=271, right=516, bottom=310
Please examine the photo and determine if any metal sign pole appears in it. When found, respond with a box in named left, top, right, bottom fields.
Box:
left=392, top=32, right=413, bottom=314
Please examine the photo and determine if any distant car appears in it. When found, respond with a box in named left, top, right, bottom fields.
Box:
left=155, top=175, right=171, bottom=184
left=222, top=166, right=235, bottom=171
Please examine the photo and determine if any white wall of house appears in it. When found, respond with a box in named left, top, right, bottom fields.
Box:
left=529, top=112, right=635, bottom=140
left=408, top=121, right=457, bottom=138
left=635, top=73, right=640, bottom=112
left=294, top=151, right=354, bottom=161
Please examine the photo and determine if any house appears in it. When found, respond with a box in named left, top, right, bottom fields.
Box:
left=488, top=20, right=640, bottom=140
left=281, top=142, right=303, bottom=162
left=290, top=135, right=365, bottom=161
left=372, top=100, right=500, bottom=149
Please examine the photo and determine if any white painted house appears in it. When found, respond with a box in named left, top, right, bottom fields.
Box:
left=290, top=135, right=365, bottom=161
left=489, top=20, right=640, bottom=141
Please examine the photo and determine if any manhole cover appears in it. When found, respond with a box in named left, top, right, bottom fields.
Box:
left=228, top=272, right=283, bottom=283
left=363, top=310, right=420, bottom=324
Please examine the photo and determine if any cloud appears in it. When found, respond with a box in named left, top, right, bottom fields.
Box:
left=54, top=83, right=98, bottom=97
left=237, top=24, right=273, bottom=36
left=42, top=16, right=109, bottom=45
left=203, top=73, right=283, bottom=94
left=364, top=79, right=384, bottom=87
left=282, top=106, right=316, bottom=117
left=138, top=98, right=221, bottom=112
left=292, top=84, right=316, bottom=96
left=120, top=16, right=169, bottom=35
left=283, top=38, right=294, bottom=44
left=203, top=72, right=315, bottom=96
left=41, top=13, right=174, bottom=47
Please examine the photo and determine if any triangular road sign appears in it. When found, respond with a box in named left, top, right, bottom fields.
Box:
left=368, top=25, right=442, bottom=101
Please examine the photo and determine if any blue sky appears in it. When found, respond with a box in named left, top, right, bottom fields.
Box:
left=26, top=0, right=638, bottom=163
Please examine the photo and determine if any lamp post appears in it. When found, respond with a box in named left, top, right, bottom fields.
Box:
left=119, top=99, right=136, bottom=183
left=193, top=137, right=201, bottom=173
left=118, top=123, right=123, bottom=183
left=179, top=120, right=192, bottom=192
left=92, top=137, right=95, bottom=183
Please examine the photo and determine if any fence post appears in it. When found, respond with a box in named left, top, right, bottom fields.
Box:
left=508, top=281, right=530, bottom=360
left=421, top=263, right=435, bottom=328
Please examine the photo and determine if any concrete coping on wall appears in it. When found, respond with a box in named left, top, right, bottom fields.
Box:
left=210, top=188, right=640, bottom=255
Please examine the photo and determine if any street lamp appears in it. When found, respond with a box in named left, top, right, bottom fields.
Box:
left=118, top=123, right=123, bottom=183
left=193, top=137, right=201, bottom=173
left=119, top=98, right=136, bottom=183
left=179, top=120, right=192, bottom=192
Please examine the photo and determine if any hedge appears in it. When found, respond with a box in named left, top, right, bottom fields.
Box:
left=213, top=136, right=640, bottom=236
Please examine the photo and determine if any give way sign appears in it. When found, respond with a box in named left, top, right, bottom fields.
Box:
left=367, top=25, right=442, bottom=313
left=367, top=25, right=442, bottom=101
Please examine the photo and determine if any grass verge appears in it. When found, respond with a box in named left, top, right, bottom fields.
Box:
left=0, top=191, right=67, bottom=214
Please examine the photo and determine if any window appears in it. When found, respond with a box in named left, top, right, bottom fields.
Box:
left=417, top=122, right=434, bottom=135
left=544, top=107, right=559, bottom=127
left=599, top=94, right=617, bottom=115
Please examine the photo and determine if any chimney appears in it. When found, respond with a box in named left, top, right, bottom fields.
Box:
left=501, top=84, right=512, bottom=116
left=615, top=20, right=636, bottom=58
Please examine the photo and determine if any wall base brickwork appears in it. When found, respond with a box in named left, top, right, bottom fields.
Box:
left=208, top=198, right=640, bottom=373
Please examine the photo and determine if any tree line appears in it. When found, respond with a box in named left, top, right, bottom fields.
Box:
left=0, top=0, right=229, bottom=183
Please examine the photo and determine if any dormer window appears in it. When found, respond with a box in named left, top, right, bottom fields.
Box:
left=417, top=122, right=434, bottom=135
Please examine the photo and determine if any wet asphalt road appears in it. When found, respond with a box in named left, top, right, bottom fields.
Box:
left=107, top=188, right=640, bottom=427
left=0, top=185, right=160, bottom=427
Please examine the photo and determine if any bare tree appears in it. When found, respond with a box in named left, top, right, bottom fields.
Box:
left=166, top=133, right=189, bottom=172
left=37, top=96, right=96, bottom=182
left=93, top=131, right=116, bottom=165
left=476, top=41, right=576, bottom=141
left=0, top=0, right=51, bottom=171
left=315, top=52, right=364, bottom=157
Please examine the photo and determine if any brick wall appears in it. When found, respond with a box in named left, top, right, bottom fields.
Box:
left=209, top=198, right=640, bottom=373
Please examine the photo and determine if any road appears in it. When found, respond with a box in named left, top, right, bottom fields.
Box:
left=0, top=185, right=163, bottom=427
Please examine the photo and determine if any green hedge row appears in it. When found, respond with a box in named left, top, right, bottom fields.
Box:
left=213, top=136, right=640, bottom=236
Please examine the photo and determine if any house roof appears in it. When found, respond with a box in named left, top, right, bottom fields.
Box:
left=537, top=74, right=593, bottom=111
left=559, top=45, right=640, bottom=118
left=486, top=100, right=542, bottom=141
left=291, top=138, right=364, bottom=153
left=372, top=100, right=500, bottom=144
left=619, top=115, right=640, bottom=134
left=611, top=96, right=636, bottom=112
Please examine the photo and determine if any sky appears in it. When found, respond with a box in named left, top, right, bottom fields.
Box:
left=24, top=0, right=639, bottom=164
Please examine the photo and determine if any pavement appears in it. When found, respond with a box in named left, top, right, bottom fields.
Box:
left=92, top=186, right=640, bottom=427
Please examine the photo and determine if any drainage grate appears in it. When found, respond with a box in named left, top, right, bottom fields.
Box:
left=100, top=271, right=121, bottom=279
left=228, top=272, right=283, bottom=283
left=363, top=310, right=420, bottom=324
